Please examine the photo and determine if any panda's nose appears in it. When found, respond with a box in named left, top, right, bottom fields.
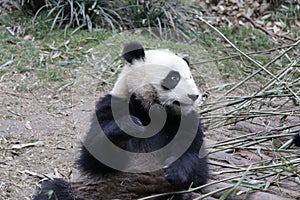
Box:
left=188, top=94, right=199, bottom=102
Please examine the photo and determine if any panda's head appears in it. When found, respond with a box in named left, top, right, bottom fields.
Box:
left=111, top=42, right=201, bottom=114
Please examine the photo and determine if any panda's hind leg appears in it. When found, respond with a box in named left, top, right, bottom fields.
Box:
left=33, top=178, right=79, bottom=200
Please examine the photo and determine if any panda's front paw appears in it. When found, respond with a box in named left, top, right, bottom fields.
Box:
left=164, top=164, right=190, bottom=188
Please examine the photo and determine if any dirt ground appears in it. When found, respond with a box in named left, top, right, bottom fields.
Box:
left=0, top=73, right=80, bottom=199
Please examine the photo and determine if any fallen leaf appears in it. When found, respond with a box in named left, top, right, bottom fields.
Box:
left=261, top=13, right=272, bottom=20
left=273, top=25, right=281, bottom=34
left=25, top=121, right=33, bottom=130
left=274, top=21, right=285, bottom=28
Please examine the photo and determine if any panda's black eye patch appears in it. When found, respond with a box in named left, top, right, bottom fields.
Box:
left=161, top=70, right=181, bottom=90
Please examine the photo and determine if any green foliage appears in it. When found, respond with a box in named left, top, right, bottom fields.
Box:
left=19, top=0, right=202, bottom=38
left=39, top=0, right=120, bottom=32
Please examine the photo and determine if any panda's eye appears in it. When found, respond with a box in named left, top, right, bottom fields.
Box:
left=161, top=70, right=181, bottom=90
left=171, top=76, right=180, bottom=81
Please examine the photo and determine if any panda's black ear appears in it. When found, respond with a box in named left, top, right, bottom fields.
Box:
left=182, top=56, right=190, bottom=66
left=122, top=42, right=145, bottom=64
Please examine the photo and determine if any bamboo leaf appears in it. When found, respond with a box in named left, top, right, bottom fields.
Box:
left=219, top=165, right=252, bottom=200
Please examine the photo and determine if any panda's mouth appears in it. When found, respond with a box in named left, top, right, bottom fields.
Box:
left=173, top=100, right=180, bottom=106
left=172, top=100, right=193, bottom=107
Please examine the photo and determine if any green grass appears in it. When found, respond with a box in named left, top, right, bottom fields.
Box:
left=0, top=11, right=111, bottom=92
left=220, top=27, right=273, bottom=51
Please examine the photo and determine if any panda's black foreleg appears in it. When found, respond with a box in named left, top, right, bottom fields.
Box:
left=77, top=112, right=143, bottom=175
left=100, top=116, right=144, bottom=144
left=77, top=94, right=145, bottom=175
left=94, top=94, right=144, bottom=145
left=163, top=122, right=209, bottom=189
left=164, top=153, right=208, bottom=188
left=33, top=179, right=79, bottom=200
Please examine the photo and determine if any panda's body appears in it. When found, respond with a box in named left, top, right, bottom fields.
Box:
left=34, top=42, right=209, bottom=200
left=292, top=133, right=300, bottom=147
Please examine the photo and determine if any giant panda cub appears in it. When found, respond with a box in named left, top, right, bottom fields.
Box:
left=34, top=42, right=209, bottom=200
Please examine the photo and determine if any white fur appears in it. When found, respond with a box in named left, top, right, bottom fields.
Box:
left=111, top=50, right=201, bottom=113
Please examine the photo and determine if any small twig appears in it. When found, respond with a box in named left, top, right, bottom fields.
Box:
left=18, top=170, right=44, bottom=179
left=8, top=110, right=24, bottom=117
left=249, top=110, right=300, bottom=116
left=11, top=141, right=44, bottom=150
left=208, top=160, right=241, bottom=169
left=236, top=147, right=300, bottom=155
left=215, top=158, right=300, bottom=175
left=208, top=133, right=296, bottom=149
left=210, top=138, right=270, bottom=154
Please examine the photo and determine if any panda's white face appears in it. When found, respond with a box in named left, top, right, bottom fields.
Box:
left=111, top=42, right=201, bottom=114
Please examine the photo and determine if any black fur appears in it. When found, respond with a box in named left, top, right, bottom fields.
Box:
left=77, top=94, right=209, bottom=189
left=33, top=179, right=79, bottom=200
left=122, top=41, right=145, bottom=64
left=161, top=70, right=181, bottom=90
left=292, top=133, right=300, bottom=147
left=182, top=56, right=190, bottom=66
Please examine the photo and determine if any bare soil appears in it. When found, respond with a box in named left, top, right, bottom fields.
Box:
left=0, top=75, right=80, bottom=199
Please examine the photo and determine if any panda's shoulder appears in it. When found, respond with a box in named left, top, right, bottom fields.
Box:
left=95, top=94, right=123, bottom=111
left=95, top=94, right=132, bottom=119
left=95, top=93, right=111, bottom=108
